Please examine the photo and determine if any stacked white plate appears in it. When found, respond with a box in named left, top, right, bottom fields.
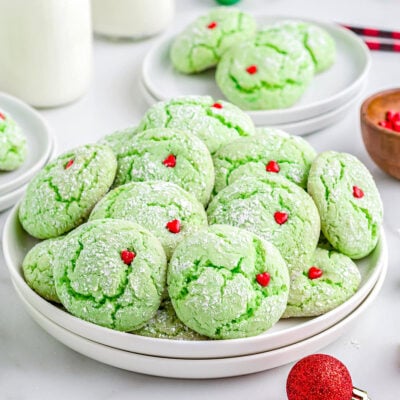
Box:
left=0, top=93, right=55, bottom=212
left=140, top=16, right=371, bottom=135
left=3, top=204, right=388, bottom=379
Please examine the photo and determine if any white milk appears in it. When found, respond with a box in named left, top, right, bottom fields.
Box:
left=91, top=0, right=175, bottom=39
left=0, top=0, right=93, bottom=108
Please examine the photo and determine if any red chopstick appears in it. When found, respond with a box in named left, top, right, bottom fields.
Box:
left=341, top=24, right=400, bottom=52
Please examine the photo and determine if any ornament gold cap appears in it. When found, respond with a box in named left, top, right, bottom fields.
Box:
left=353, top=387, right=371, bottom=400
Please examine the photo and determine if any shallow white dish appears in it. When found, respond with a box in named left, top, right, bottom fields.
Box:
left=3, top=203, right=387, bottom=359
left=140, top=77, right=365, bottom=136
left=14, top=262, right=387, bottom=379
left=0, top=92, right=53, bottom=196
left=141, top=16, right=370, bottom=126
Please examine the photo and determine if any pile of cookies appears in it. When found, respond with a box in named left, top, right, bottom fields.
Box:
left=0, top=110, right=26, bottom=171
left=170, top=8, right=336, bottom=110
left=21, top=95, right=383, bottom=340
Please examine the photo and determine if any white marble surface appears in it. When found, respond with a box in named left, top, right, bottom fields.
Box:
left=1, top=0, right=400, bottom=398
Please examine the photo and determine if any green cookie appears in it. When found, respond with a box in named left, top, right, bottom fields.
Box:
left=98, top=126, right=137, bottom=155
left=261, top=20, right=336, bottom=73
left=136, top=96, right=255, bottom=155
left=170, top=7, right=257, bottom=73
left=307, top=151, right=383, bottom=259
left=0, top=110, right=27, bottom=171
left=22, top=237, right=64, bottom=303
left=19, top=144, right=117, bottom=239
left=53, top=219, right=167, bottom=331
left=283, top=247, right=361, bottom=317
left=168, top=224, right=290, bottom=339
left=207, top=175, right=320, bottom=269
left=216, top=29, right=315, bottom=110
left=90, top=181, right=208, bottom=259
left=213, top=129, right=317, bottom=193
left=133, top=299, right=207, bottom=340
left=114, top=128, right=215, bottom=206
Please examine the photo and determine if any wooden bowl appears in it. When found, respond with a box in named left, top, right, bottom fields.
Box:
left=361, top=88, right=400, bottom=180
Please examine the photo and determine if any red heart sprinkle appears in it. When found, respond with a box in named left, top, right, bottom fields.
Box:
left=308, top=266, right=323, bottom=279
left=212, top=102, right=223, bottom=109
left=65, top=159, right=74, bottom=169
left=392, top=112, right=400, bottom=123
left=166, top=219, right=181, bottom=233
left=256, top=272, right=271, bottom=287
left=393, top=120, right=400, bottom=132
left=378, top=120, right=392, bottom=130
left=352, top=186, right=364, bottom=199
left=0, top=112, right=5, bottom=120
left=266, top=160, right=280, bottom=173
left=246, top=65, right=258, bottom=74
left=274, top=211, right=288, bottom=225
left=121, top=250, right=136, bottom=265
left=386, top=110, right=396, bottom=121
left=163, top=154, right=176, bottom=168
left=207, top=21, right=217, bottom=29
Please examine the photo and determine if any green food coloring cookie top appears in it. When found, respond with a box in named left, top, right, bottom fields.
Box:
left=168, top=224, right=290, bottom=339
left=53, top=219, right=167, bottom=331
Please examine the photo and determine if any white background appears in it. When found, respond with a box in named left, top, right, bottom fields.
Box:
left=1, top=0, right=400, bottom=398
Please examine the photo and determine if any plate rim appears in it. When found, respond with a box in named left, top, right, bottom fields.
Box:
left=0, top=92, right=53, bottom=195
left=2, top=202, right=387, bottom=359
left=141, top=15, right=371, bottom=124
left=13, top=260, right=387, bottom=379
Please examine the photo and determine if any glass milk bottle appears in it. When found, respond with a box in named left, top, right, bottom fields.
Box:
left=91, top=0, right=175, bottom=39
left=0, top=0, right=93, bottom=108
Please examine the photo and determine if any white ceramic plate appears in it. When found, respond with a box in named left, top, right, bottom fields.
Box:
left=140, top=77, right=365, bottom=136
left=3, top=203, right=387, bottom=359
left=0, top=92, right=53, bottom=196
left=141, top=16, right=370, bottom=126
left=13, top=262, right=387, bottom=379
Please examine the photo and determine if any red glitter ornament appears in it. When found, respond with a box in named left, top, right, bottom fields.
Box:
left=212, top=102, right=223, bottom=109
left=0, top=111, right=5, bottom=120
left=308, top=266, right=323, bottom=280
left=266, top=160, right=280, bottom=173
left=166, top=219, right=181, bottom=233
left=286, top=354, right=353, bottom=400
left=274, top=211, right=288, bottom=225
left=163, top=154, right=176, bottom=168
left=256, top=272, right=271, bottom=287
left=65, top=159, right=74, bottom=169
left=120, top=250, right=136, bottom=265
left=352, top=186, right=364, bottom=199
left=207, top=21, right=217, bottom=29
left=246, top=65, right=258, bottom=74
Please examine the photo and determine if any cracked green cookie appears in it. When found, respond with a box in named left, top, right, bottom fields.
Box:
left=113, top=128, right=214, bottom=206
left=260, top=20, right=336, bottom=73
left=307, top=151, right=383, bottom=259
left=98, top=126, right=137, bottom=155
left=0, top=109, right=27, bottom=171
left=215, top=29, right=315, bottom=110
left=19, top=143, right=117, bottom=239
left=89, top=181, right=208, bottom=259
left=170, top=7, right=257, bottom=73
left=133, top=299, right=207, bottom=340
left=213, top=129, right=317, bottom=194
left=207, top=175, right=320, bottom=270
left=53, top=219, right=167, bottom=331
left=136, top=96, right=255, bottom=155
left=168, top=224, right=290, bottom=339
left=283, top=247, right=361, bottom=317
left=22, top=237, right=64, bottom=303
